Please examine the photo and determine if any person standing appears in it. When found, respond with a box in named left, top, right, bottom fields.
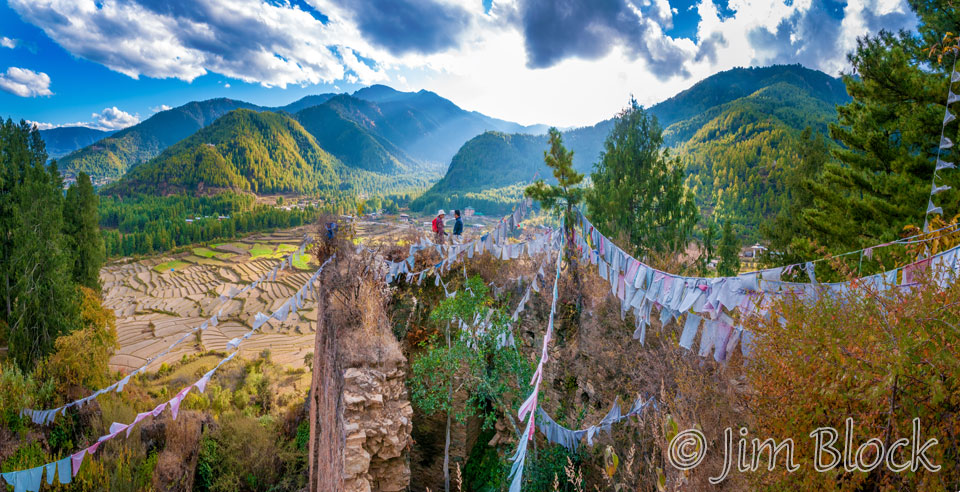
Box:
left=432, top=209, right=447, bottom=244
left=452, top=210, right=463, bottom=244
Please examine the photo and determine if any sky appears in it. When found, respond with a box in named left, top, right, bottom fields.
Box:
left=0, top=0, right=918, bottom=131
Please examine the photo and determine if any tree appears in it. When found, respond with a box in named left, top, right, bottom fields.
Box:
left=64, top=172, right=105, bottom=290
left=525, top=127, right=584, bottom=252
left=717, top=219, right=741, bottom=276
left=801, top=5, right=960, bottom=256
left=408, top=276, right=528, bottom=492
left=586, top=98, right=698, bottom=259
left=699, top=220, right=718, bottom=275
left=0, top=120, right=80, bottom=368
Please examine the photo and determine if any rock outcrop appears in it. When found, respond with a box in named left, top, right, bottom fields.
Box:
left=342, top=367, right=413, bottom=492
left=309, top=251, right=413, bottom=492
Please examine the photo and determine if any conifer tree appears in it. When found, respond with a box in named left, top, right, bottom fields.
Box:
left=525, top=127, right=584, bottom=251
left=802, top=4, right=960, bottom=253
left=0, top=120, right=79, bottom=368
left=65, top=172, right=105, bottom=290
left=586, top=98, right=698, bottom=258
left=717, top=219, right=741, bottom=276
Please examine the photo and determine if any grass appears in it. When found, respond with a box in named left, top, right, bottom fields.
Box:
left=249, top=244, right=274, bottom=258
left=215, top=252, right=236, bottom=260
left=291, top=253, right=312, bottom=270
left=153, top=260, right=190, bottom=273
left=192, top=247, right=218, bottom=258
left=275, top=244, right=297, bottom=253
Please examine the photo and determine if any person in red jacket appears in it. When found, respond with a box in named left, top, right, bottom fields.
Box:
left=432, top=209, right=447, bottom=244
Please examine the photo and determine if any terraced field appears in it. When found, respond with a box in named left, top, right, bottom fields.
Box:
left=102, top=226, right=321, bottom=372
left=102, top=214, right=507, bottom=374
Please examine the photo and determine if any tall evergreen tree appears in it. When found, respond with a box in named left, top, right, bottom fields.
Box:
left=525, top=127, right=584, bottom=251
left=802, top=4, right=960, bottom=254
left=586, top=99, right=698, bottom=259
left=717, top=219, right=741, bottom=276
left=64, top=172, right=105, bottom=290
left=0, top=120, right=79, bottom=368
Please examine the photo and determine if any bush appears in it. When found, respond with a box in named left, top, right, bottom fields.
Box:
left=744, top=272, right=960, bottom=490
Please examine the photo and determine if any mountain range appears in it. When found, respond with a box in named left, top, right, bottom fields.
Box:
left=54, top=85, right=548, bottom=184
left=38, top=126, right=113, bottom=159
left=410, top=64, right=851, bottom=231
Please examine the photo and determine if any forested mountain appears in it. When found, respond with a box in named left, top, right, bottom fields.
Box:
left=59, top=98, right=264, bottom=180
left=295, top=95, right=423, bottom=174
left=106, top=109, right=342, bottom=195
left=38, top=126, right=113, bottom=159
left=411, top=64, right=851, bottom=225
left=350, top=85, right=549, bottom=167
left=278, top=93, right=338, bottom=113
left=58, top=85, right=547, bottom=183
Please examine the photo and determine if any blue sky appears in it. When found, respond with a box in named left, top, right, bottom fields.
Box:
left=0, top=0, right=917, bottom=130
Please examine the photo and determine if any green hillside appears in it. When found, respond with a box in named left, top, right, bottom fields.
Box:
left=107, top=109, right=342, bottom=195
left=412, top=65, right=850, bottom=224
left=295, top=95, right=420, bottom=174
left=59, top=98, right=263, bottom=180
left=680, top=82, right=841, bottom=238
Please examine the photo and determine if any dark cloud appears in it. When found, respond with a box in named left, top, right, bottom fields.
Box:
left=516, top=0, right=691, bottom=79
left=336, top=0, right=473, bottom=56
left=694, top=32, right=726, bottom=64
left=748, top=0, right=915, bottom=73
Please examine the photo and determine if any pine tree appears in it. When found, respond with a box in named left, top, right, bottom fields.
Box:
left=586, top=98, right=698, bottom=258
left=64, top=172, right=105, bottom=290
left=717, top=219, right=741, bottom=276
left=525, top=127, right=584, bottom=250
left=803, top=4, right=960, bottom=253
left=0, top=120, right=80, bottom=368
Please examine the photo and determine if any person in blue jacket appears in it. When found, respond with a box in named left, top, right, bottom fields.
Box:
left=452, top=210, right=464, bottom=244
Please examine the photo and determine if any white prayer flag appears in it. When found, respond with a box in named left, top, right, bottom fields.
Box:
left=946, top=110, right=956, bottom=126
left=950, top=91, right=960, bottom=105
left=954, top=70, right=960, bottom=83
left=937, top=159, right=955, bottom=171
left=933, top=183, right=952, bottom=195
left=942, top=136, right=954, bottom=149
left=927, top=199, right=943, bottom=215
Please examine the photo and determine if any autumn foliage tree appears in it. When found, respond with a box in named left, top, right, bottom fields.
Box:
left=744, top=270, right=960, bottom=490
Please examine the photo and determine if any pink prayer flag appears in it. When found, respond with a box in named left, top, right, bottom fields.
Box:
left=151, top=402, right=167, bottom=417
left=170, top=393, right=187, bottom=421
left=903, top=258, right=931, bottom=284
left=195, top=373, right=213, bottom=394
left=86, top=441, right=100, bottom=455
left=71, top=450, right=86, bottom=477
left=108, top=422, right=128, bottom=436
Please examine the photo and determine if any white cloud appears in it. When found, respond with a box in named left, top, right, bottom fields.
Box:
left=8, top=0, right=391, bottom=87
left=151, top=104, right=172, bottom=113
left=1, top=37, right=17, bottom=49
left=224, top=83, right=230, bottom=88
left=91, top=107, right=139, bottom=130
left=0, top=67, right=53, bottom=97
left=26, top=120, right=57, bottom=130
left=7, top=0, right=919, bottom=126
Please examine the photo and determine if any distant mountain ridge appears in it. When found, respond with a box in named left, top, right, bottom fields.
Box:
left=38, top=126, right=113, bottom=159
left=410, top=64, right=852, bottom=219
left=58, top=98, right=265, bottom=180
left=57, top=85, right=549, bottom=182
